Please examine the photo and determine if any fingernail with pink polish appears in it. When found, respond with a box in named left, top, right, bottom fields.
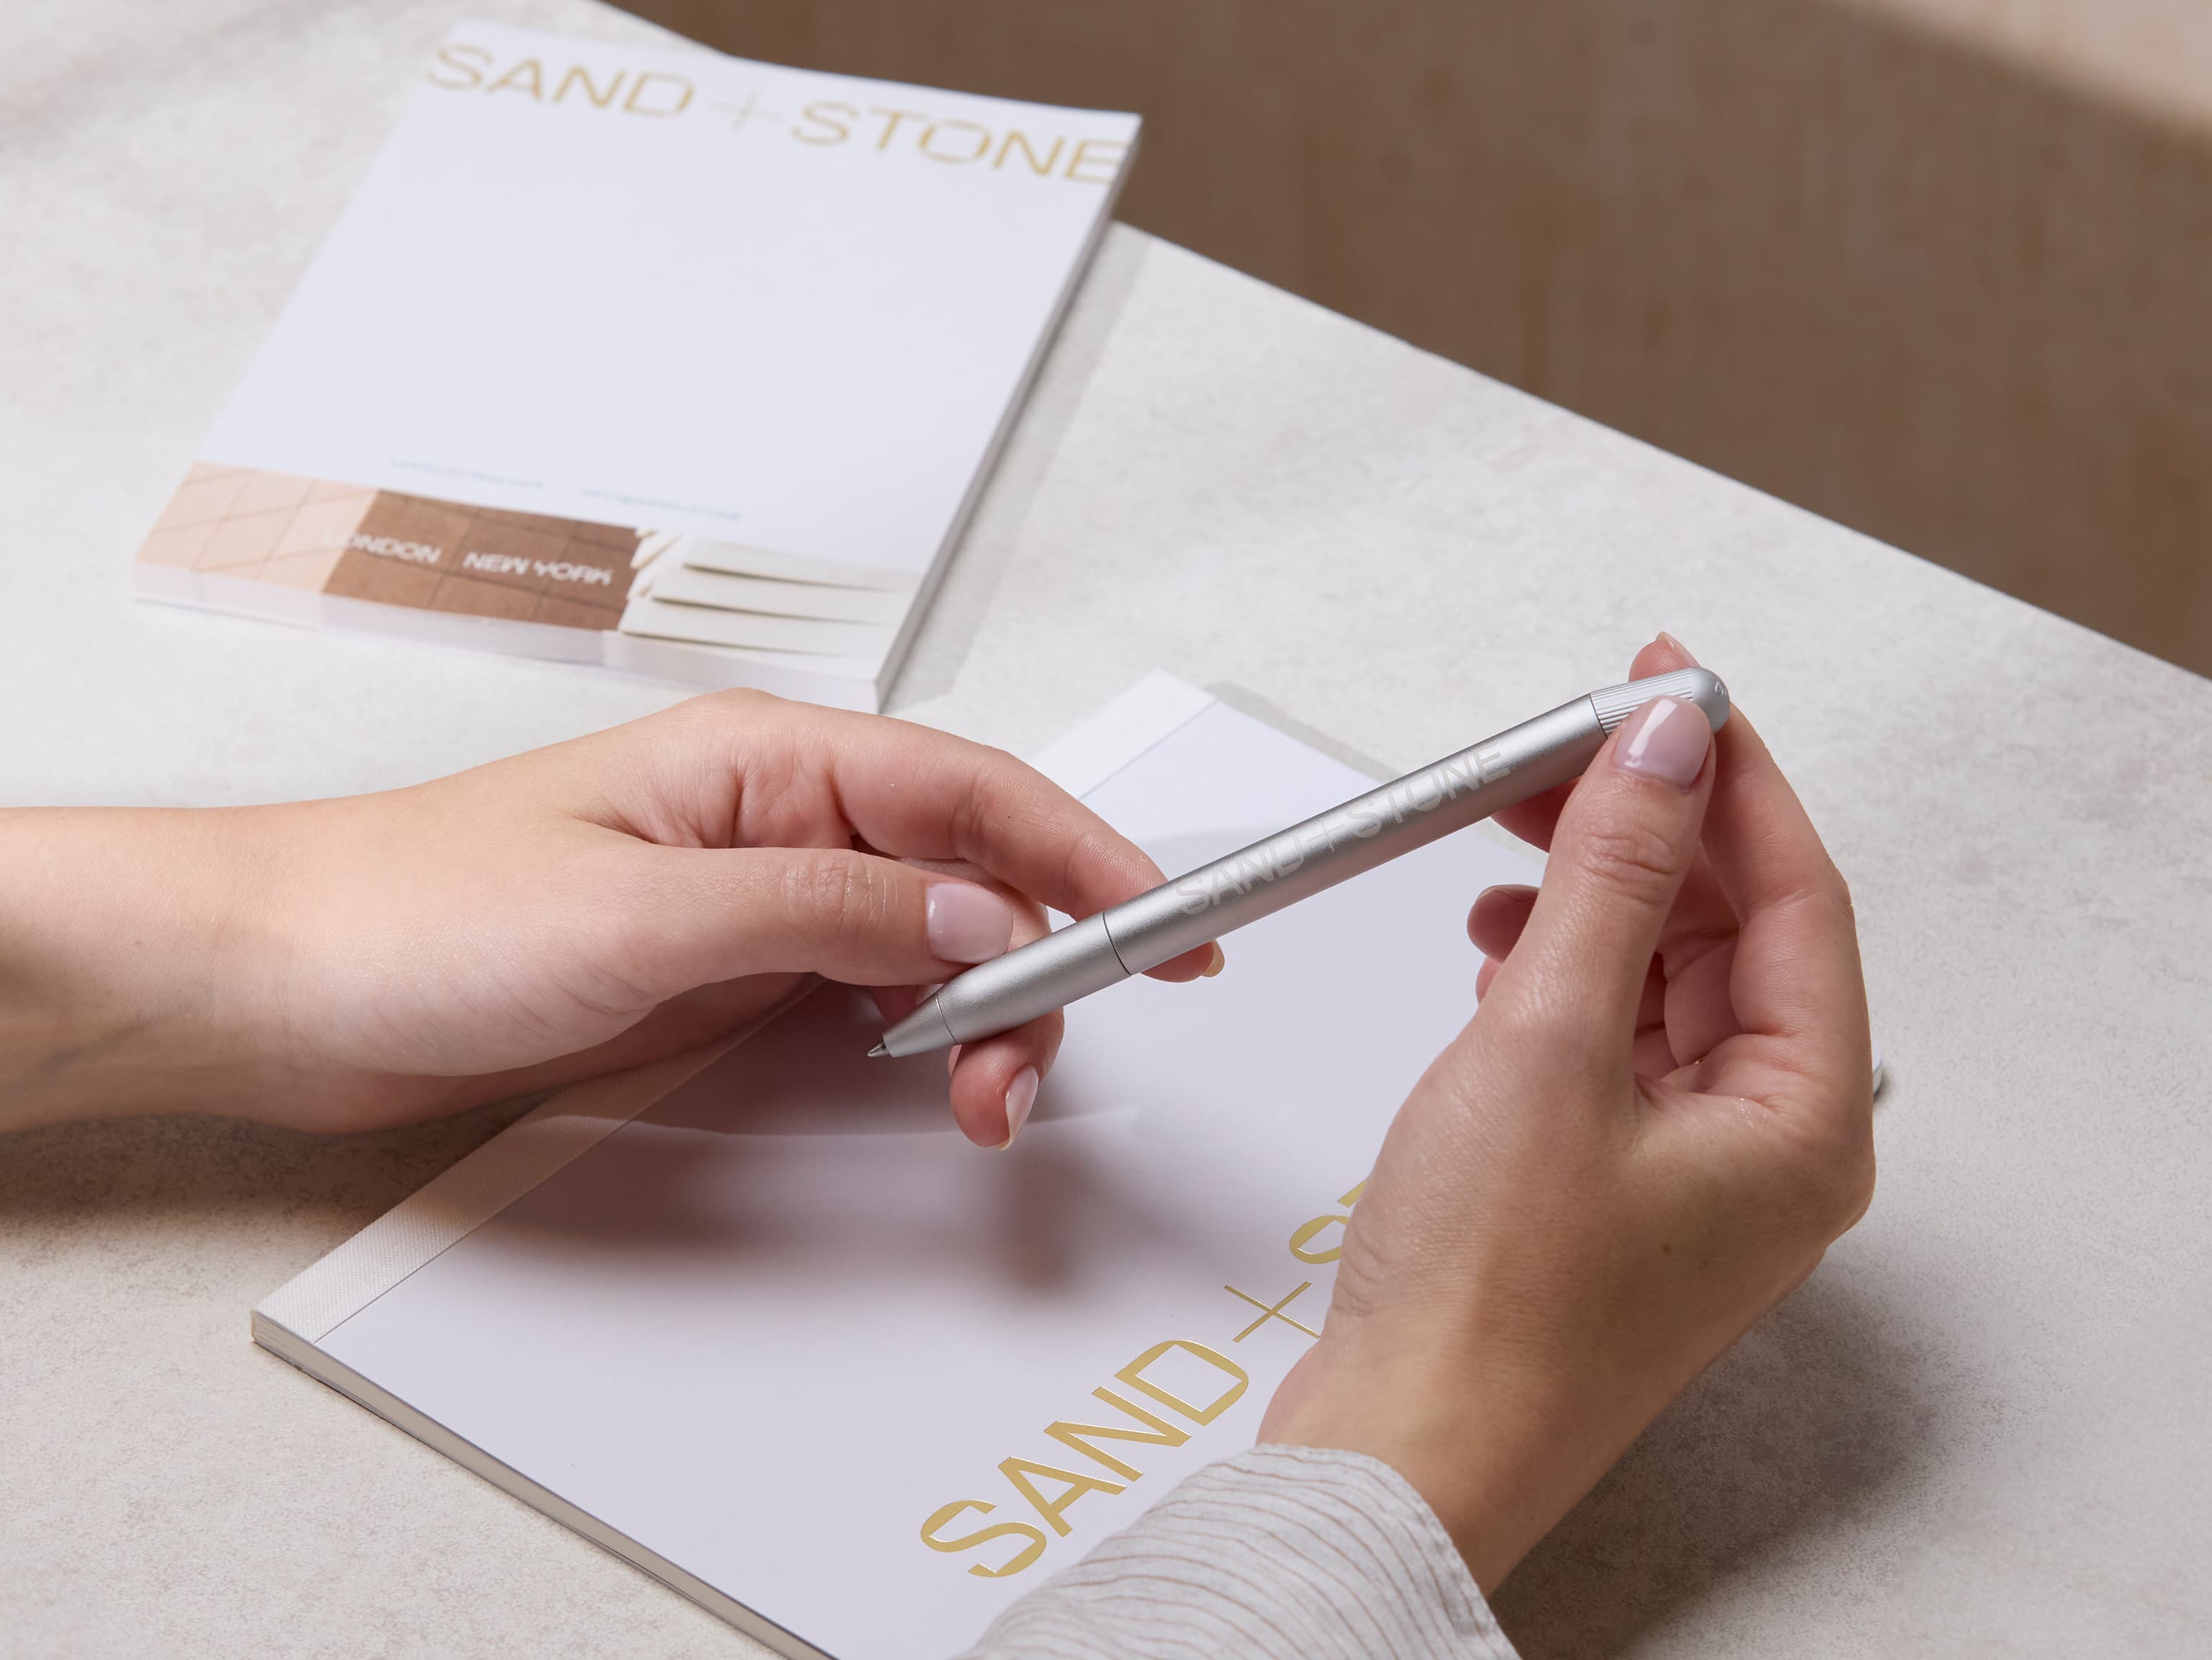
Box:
left=1613, top=696, right=1708, bottom=789
left=927, top=883, right=1014, bottom=963
left=998, top=1067, right=1039, bottom=1149
left=1656, top=631, right=1700, bottom=666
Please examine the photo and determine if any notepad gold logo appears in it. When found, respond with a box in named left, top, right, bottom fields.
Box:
left=425, top=44, right=1130, bottom=184
left=788, top=102, right=1128, bottom=182
left=428, top=45, right=697, bottom=115
left=919, top=1340, right=1248, bottom=1579
left=918, top=1179, right=1370, bottom=1579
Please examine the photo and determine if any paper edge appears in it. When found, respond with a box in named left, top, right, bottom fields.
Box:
left=873, top=159, right=1136, bottom=707
left=252, top=1044, right=728, bottom=1342
left=136, top=563, right=888, bottom=711
left=250, top=1310, right=831, bottom=1660
left=1027, top=669, right=1217, bottom=797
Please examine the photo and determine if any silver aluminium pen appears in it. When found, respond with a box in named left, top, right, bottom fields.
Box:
left=870, top=667, right=1730, bottom=1059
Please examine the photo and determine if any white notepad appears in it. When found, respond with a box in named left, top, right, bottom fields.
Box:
left=135, top=22, right=1137, bottom=710
left=253, top=677, right=1543, bottom=1659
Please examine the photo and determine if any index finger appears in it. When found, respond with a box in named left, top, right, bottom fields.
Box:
left=1490, top=632, right=1703, bottom=853
left=833, top=714, right=1181, bottom=929
left=641, top=695, right=1216, bottom=981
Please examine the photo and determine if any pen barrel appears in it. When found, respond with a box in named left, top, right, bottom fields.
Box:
left=1101, top=697, right=1607, bottom=974
left=930, top=911, right=1132, bottom=1047
left=877, top=668, right=1726, bottom=1057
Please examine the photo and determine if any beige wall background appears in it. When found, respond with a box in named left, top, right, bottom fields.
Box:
left=623, top=0, right=2211, bottom=677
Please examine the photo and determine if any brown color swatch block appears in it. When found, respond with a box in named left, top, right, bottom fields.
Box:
left=325, top=537, right=447, bottom=608
left=535, top=593, right=629, bottom=630
left=426, top=573, right=545, bottom=622
left=322, top=491, right=639, bottom=629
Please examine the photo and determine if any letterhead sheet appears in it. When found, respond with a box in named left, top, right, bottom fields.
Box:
left=293, top=695, right=1540, bottom=1658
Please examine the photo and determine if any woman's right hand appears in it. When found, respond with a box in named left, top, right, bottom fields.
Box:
left=1259, top=635, right=1876, bottom=1593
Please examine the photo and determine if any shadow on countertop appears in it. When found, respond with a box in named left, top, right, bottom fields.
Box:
left=1493, top=1266, right=1942, bottom=1655
left=0, top=1099, right=535, bottom=1231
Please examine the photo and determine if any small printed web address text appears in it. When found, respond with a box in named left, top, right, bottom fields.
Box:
left=348, top=533, right=614, bottom=586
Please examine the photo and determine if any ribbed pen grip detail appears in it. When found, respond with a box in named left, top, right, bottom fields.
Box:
left=1588, top=666, right=1732, bottom=733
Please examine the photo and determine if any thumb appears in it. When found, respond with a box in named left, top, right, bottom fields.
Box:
left=1489, top=696, right=1716, bottom=1061
left=620, top=844, right=1021, bottom=994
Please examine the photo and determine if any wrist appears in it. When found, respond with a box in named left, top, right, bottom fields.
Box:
left=1259, top=1323, right=1605, bottom=1595
left=0, top=807, right=296, bottom=1130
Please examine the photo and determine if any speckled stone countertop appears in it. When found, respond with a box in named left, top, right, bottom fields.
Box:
left=5, top=2, right=2209, bottom=1655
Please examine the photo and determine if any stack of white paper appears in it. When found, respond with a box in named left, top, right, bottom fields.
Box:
left=619, top=530, right=917, bottom=684
left=136, top=22, right=1138, bottom=710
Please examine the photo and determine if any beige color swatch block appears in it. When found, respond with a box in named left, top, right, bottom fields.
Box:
left=136, top=468, right=374, bottom=587
left=135, top=519, right=219, bottom=570
left=195, top=507, right=295, bottom=573
left=151, top=463, right=253, bottom=532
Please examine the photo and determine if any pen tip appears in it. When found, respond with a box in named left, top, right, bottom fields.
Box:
left=866, top=1043, right=889, bottom=1058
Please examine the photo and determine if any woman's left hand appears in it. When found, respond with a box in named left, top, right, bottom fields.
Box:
left=0, top=691, right=1216, bottom=1141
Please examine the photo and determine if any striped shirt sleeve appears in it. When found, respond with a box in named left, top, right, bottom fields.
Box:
left=951, top=1445, right=1520, bottom=1659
